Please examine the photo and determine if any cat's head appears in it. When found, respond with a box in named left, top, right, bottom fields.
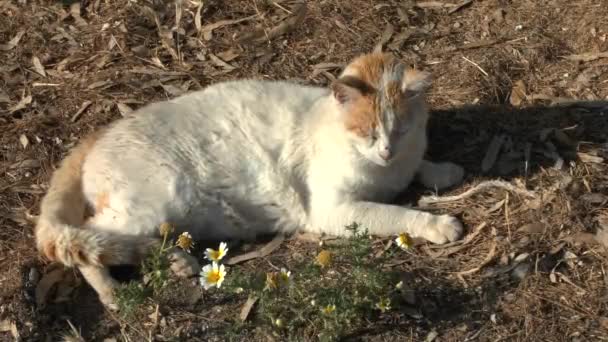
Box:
left=331, top=52, right=431, bottom=167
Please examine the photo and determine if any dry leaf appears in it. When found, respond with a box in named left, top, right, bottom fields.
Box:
left=311, top=62, right=342, bottom=78
left=32, top=56, right=46, bottom=76
left=116, top=103, right=133, bottom=116
left=9, top=94, right=32, bottom=113
left=87, top=80, right=110, bottom=90
left=161, top=84, right=185, bottom=97
left=71, top=101, right=92, bottom=122
left=217, top=49, right=240, bottom=62
left=238, top=3, right=306, bottom=44
left=448, top=0, right=473, bottom=14
left=518, top=223, right=544, bottom=234
left=509, top=80, right=527, bottom=106
left=239, top=296, right=258, bottom=322
left=374, top=23, right=394, bottom=52
left=209, top=53, right=236, bottom=71
left=563, top=52, right=608, bottom=62
left=19, top=134, right=29, bottom=149
left=0, top=30, right=25, bottom=51
left=225, top=234, right=284, bottom=265
left=577, top=152, right=604, bottom=164
left=201, top=15, right=258, bottom=41
left=70, top=2, right=88, bottom=26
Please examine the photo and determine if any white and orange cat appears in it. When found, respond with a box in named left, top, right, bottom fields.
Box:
left=35, top=52, right=465, bottom=308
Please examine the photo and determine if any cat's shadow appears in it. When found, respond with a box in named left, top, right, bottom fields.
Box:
left=397, top=101, right=607, bottom=204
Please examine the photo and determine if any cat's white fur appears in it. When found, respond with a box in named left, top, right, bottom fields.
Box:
left=35, top=52, right=465, bottom=308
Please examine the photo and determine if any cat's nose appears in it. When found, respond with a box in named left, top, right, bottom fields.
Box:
left=379, top=147, right=392, bottom=161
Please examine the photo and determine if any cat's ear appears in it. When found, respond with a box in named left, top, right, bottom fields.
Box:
left=331, top=76, right=375, bottom=105
left=401, top=69, right=431, bottom=95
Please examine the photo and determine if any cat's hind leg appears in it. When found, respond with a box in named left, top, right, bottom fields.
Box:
left=416, top=160, right=465, bottom=190
left=79, top=265, right=119, bottom=310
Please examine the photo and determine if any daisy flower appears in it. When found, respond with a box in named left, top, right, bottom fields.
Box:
left=321, top=304, right=336, bottom=315
left=375, top=298, right=391, bottom=312
left=205, top=242, right=229, bottom=262
left=395, top=232, right=412, bottom=250
left=316, top=250, right=332, bottom=268
left=265, top=272, right=279, bottom=291
left=159, top=222, right=174, bottom=237
left=279, top=268, right=291, bottom=285
left=200, top=262, right=227, bottom=290
left=175, top=232, right=194, bottom=253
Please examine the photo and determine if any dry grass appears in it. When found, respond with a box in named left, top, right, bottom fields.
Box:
left=1, top=0, right=608, bottom=341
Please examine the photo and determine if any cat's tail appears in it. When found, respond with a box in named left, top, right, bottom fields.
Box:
left=35, top=130, right=159, bottom=268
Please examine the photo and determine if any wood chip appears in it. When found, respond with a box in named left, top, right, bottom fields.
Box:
left=32, top=56, right=46, bottom=77
left=87, top=80, right=110, bottom=90
left=481, top=135, right=505, bottom=172
left=509, top=80, right=527, bottom=106
left=209, top=53, right=236, bottom=71
left=448, top=0, right=473, bottom=14
left=217, top=49, right=240, bottom=62
left=238, top=3, right=306, bottom=44
left=71, top=101, right=92, bottom=122
left=577, top=152, right=604, bottom=164
left=19, top=134, right=29, bottom=149
left=311, top=62, right=342, bottom=78
left=0, top=30, right=25, bottom=51
left=201, top=14, right=258, bottom=41
left=194, top=1, right=203, bottom=32
left=9, top=94, right=32, bottom=113
left=70, top=2, right=88, bottom=26
left=416, top=1, right=455, bottom=9
left=563, top=52, right=608, bottom=62
left=0, top=319, right=19, bottom=340
left=225, top=234, right=285, bottom=265
left=161, top=84, right=185, bottom=97
left=239, top=296, right=258, bottom=322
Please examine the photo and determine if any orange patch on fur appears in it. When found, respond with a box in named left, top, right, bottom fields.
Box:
left=95, top=192, right=110, bottom=213
left=343, top=96, right=378, bottom=137
left=346, top=52, right=397, bottom=89
left=43, top=241, right=57, bottom=261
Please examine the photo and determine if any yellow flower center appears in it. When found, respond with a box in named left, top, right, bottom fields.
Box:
left=207, top=270, right=220, bottom=283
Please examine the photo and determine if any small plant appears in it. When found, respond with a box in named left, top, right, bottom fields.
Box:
left=221, top=223, right=414, bottom=341
left=115, top=223, right=194, bottom=316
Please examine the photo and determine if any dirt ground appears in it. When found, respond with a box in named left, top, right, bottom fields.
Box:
left=1, top=0, right=608, bottom=341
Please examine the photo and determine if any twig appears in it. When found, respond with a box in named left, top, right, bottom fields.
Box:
left=225, top=234, right=285, bottom=265
left=456, top=227, right=498, bottom=278
left=418, top=180, right=535, bottom=206
left=462, top=56, right=488, bottom=76
left=272, top=1, right=292, bottom=14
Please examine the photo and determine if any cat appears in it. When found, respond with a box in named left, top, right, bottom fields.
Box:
left=35, top=51, right=465, bottom=309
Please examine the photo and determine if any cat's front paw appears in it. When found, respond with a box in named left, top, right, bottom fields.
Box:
left=422, top=214, right=463, bottom=244
left=169, top=250, right=201, bottom=278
